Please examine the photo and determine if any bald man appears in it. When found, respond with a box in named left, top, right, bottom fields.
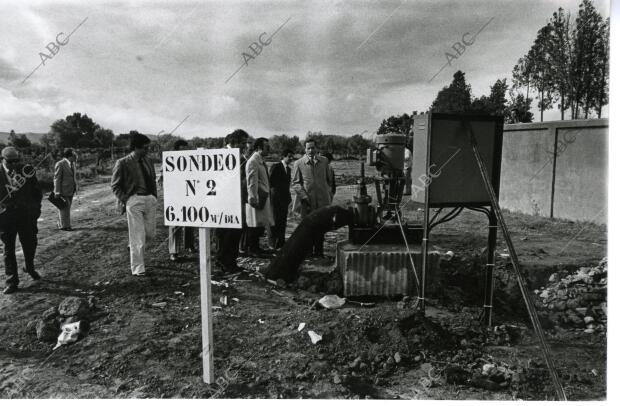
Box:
left=0, top=147, right=43, bottom=294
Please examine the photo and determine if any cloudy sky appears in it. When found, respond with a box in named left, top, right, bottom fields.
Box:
left=0, top=0, right=611, bottom=139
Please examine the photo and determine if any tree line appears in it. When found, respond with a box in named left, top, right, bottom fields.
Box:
left=379, top=0, right=608, bottom=126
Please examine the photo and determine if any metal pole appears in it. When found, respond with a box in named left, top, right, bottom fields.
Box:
left=464, top=121, right=567, bottom=401
left=483, top=210, right=497, bottom=326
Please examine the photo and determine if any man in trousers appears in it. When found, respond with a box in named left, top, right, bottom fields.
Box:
left=111, top=132, right=157, bottom=276
left=53, top=148, right=77, bottom=231
left=0, top=147, right=42, bottom=294
left=269, top=149, right=294, bottom=249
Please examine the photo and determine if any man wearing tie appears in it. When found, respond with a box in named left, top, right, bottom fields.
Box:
left=291, top=138, right=332, bottom=257
left=53, top=148, right=77, bottom=231
left=111, top=133, right=157, bottom=276
left=0, top=147, right=43, bottom=294
left=269, top=149, right=294, bottom=249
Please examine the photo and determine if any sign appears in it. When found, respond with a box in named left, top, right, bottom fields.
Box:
left=162, top=148, right=242, bottom=228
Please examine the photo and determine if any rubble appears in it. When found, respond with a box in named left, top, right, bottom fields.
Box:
left=58, top=297, right=90, bottom=319
left=535, top=258, right=607, bottom=333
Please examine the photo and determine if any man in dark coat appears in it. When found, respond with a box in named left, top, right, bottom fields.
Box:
left=269, top=149, right=294, bottom=249
left=0, top=147, right=43, bottom=294
left=214, top=129, right=249, bottom=273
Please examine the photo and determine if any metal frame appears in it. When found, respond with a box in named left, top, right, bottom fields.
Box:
left=417, top=113, right=503, bottom=325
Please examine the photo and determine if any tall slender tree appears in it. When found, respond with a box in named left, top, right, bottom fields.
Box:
left=430, top=71, right=472, bottom=113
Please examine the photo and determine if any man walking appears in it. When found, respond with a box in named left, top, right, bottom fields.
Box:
left=291, top=138, right=332, bottom=257
left=111, top=132, right=157, bottom=276
left=245, top=138, right=274, bottom=255
left=0, top=147, right=42, bottom=294
left=269, top=149, right=294, bottom=249
left=53, top=148, right=77, bottom=231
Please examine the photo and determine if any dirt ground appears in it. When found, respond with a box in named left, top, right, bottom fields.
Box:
left=0, top=177, right=607, bottom=399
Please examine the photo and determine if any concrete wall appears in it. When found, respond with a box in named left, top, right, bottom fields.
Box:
left=499, top=119, right=607, bottom=224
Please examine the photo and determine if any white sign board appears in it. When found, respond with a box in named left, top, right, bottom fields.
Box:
left=162, top=148, right=242, bottom=228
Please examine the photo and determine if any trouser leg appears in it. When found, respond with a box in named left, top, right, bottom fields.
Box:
left=272, top=204, right=288, bottom=248
left=144, top=195, right=157, bottom=240
left=184, top=227, right=195, bottom=250
left=1, top=226, right=18, bottom=287
left=17, top=218, right=37, bottom=273
left=168, top=226, right=183, bottom=254
left=126, top=196, right=146, bottom=274
left=58, top=195, right=73, bottom=228
left=313, top=234, right=325, bottom=256
left=239, top=227, right=250, bottom=253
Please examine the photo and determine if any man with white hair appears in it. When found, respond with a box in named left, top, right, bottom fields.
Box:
left=0, top=147, right=43, bottom=294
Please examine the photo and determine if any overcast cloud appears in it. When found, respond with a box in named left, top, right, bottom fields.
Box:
left=0, top=0, right=611, bottom=139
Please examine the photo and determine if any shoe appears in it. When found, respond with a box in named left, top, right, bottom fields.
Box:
left=170, top=254, right=179, bottom=262
left=61, top=227, right=74, bottom=231
left=133, top=272, right=147, bottom=277
left=3, top=285, right=18, bottom=294
left=25, top=269, right=41, bottom=281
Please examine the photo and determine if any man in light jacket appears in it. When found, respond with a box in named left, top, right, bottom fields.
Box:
left=111, top=132, right=157, bottom=276
left=245, top=137, right=274, bottom=256
left=53, top=148, right=77, bottom=231
left=291, top=138, right=332, bottom=257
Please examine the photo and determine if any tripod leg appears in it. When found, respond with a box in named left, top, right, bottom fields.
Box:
left=464, top=120, right=566, bottom=401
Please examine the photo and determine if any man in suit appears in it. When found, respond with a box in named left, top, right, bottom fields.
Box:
left=291, top=138, right=332, bottom=257
left=245, top=138, right=274, bottom=255
left=53, top=148, right=77, bottom=231
left=269, top=149, right=294, bottom=249
left=0, top=147, right=43, bottom=294
left=214, top=129, right=249, bottom=273
left=111, top=132, right=157, bottom=276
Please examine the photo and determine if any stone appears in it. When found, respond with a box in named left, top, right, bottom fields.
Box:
left=36, top=319, right=59, bottom=343
left=42, top=306, right=59, bottom=321
left=584, top=316, right=595, bottom=324
left=87, top=296, right=97, bottom=310
left=549, top=273, right=559, bottom=283
left=555, top=301, right=567, bottom=311
left=394, top=352, right=402, bottom=364
left=584, top=328, right=595, bottom=334
left=296, top=275, right=311, bottom=290
left=350, top=356, right=362, bottom=369
left=26, top=320, right=37, bottom=333
left=58, top=297, right=90, bottom=318
left=575, top=307, right=588, bottom=316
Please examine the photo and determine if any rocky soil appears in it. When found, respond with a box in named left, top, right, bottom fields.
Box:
left=0, top=180, right=607, bottom=399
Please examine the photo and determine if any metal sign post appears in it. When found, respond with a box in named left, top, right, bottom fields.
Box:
left=162, top=148, right=242, bottom=384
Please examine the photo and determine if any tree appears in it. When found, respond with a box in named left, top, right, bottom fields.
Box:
left=570, top=0, right=606, bottom=118
left=93, top=128, right=115, bottom=147
left=8, top=130, right=17, bottom=146
left=593, top=17, right=610, bottom=118
left=471, top=79, right=509, bottom=117
left=377, top=113, right=412, bottom=134
left=506, top=92, right=534, bottom=123
left=269, top=134, right=301, bottom=156
left=547, top=8, right=573, bottom=119
left=430, top=71, right=472, bottom=113
left=346, top=134, right=373, bottom=157
left=50, top=113, right=102, bottom=148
